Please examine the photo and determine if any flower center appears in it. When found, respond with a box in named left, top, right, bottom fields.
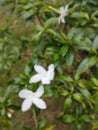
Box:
left=32, top=93, right=35, bottom=97
left=44, top=74, right=47, bottom=78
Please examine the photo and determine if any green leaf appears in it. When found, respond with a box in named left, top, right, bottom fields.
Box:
left=46, top=29, right=57, bottom=36
left=59, top=75, right=73, bottom=83
left=79, top=88, right=92, bottom=100
left=71, top=12, right=89, bottom=19
left=67, top=27, right=76, bottom=40
left=46, top=29, right=65, bottom=43
left=44, top=85, right=54, bottom=97
left=75, top=40, right=92, bottom=52
left=24, top=65, right=31, bottom=76
left=73, top=93, right=83, bottom=102
left=64, top=97, right=72, bottom=113
left=77, top=79, right=96, bottom=89
left=75, top=57, right=97, bottom=80
left=37, top=117, right=47, bottom=130
left=60, top=114, right=75, bottom=124
left=59, top=45, right=69, bottom=57
left=66, top=49, right=74, bottom=67
left=93, top=35, right=98, bottom=49
left=57, top=88, right=69, bottom=96
left=68, top=83, right=74, bottom=92
left=53, top=53, right=59, bottom=61
left=91, top=78, right=98, bottom=86
left=44, top=17, right=58, bottom=28
left=79, top=114, right=92, bottom=123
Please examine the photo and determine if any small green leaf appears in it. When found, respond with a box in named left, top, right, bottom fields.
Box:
left=66, top=49, right=74, bottom=67
left=59, top=46, right=69, bottom=57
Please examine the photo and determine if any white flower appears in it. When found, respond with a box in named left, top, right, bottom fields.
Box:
left=29, top=64, right=55, bottom=85
left=18, top=86, right=46, bottom=112
left=58, top=5, right=69, bottom=24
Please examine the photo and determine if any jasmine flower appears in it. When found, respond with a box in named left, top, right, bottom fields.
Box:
left=19, top=86, right=46, bottom=112
left=29, top=64, right=55, bottom=85
left=58, top=5, right=69, bottom=24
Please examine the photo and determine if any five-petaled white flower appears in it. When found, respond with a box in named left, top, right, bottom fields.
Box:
left=29, top=64, right=55, bottom=85
left=18, top=86, right=46, bottom=112
left=58, top=5, right=69, bottom=24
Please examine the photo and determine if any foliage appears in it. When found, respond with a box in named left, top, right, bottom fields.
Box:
left=0, top=0, right=98, bottom=130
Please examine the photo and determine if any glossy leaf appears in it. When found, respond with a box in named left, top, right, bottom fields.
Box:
left=66, top=49, right=74, bottom=67
left=73, top=93, right=83, bottom=102
left=75, top=57, right=97, bottom=79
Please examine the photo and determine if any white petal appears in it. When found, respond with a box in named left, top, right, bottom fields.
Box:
left=29, top=74, right=42, bottom=83
left=34, top=65, right=46, bottom=75
left=19, top=89, right=33, bottom=99
left=48, top=64, right=54, bottom=71
left=21, top=98, right=33, bottom=112
left=61, top=17, right=65, bottom=23
left=60, top=7, right=65, bottom=14
left=64, top=5, right=69, bottom=12
left=33, top=97, right=46, bottom=109
left=47, top=64, right=55, bottom=81
left=42, top=77, right=51, bottom=84
left=47, top=70, right=55, bottom=81
left=58, top=15, right=65, bottom=24
left=35, top=86, right=44, bottom=98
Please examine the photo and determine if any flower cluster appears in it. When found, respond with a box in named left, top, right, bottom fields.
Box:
left=19, top=64, right=55, bottom=112
left=18, top=5, right=68, bottom=112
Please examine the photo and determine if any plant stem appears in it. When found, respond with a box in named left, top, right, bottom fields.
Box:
left=33, top=108, right=38, bottom=129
